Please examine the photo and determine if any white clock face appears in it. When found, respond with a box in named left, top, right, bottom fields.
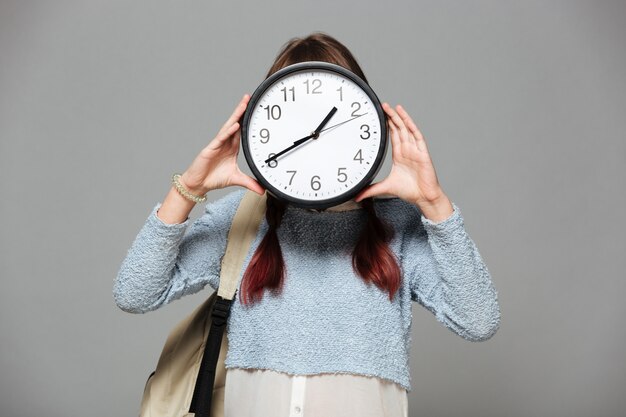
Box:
left=243, top=63, right=386, bottom=209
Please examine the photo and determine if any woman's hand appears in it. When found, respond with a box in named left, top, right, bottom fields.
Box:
left=354, top=103, right=454, bottom=222
left=180, top=94, right=266, bottom=196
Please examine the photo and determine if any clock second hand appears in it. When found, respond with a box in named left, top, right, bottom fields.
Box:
left=264, top=111, right=368, bottom=165
left=318, top=112, right=368, bottom=134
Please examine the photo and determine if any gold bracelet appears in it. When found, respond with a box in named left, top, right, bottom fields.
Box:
left=171, top=173, right=207, bottom=203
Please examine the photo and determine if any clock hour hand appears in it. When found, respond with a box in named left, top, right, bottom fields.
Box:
left=312, top=106, right=338, bottom=137
left=264, top=107, right=338, bottom=164
left=293, top=106, right=338, bottom=146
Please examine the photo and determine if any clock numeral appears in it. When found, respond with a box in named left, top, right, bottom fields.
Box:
left=281, top=87, right=295, bottom=102
left=267, top=153, right=278, bottom=168
left=360, top=124, right=370, bottom=140
left=351, top=102, right=364, bottom=117
left=354, top=149, right=363, bottom=164
left=263, top=105, right=281, bottom=120
left=304, top=79, right=322, bottom=94
left=310, top=175, right=321, bottom=191
left=286, top=170, right=297, bottom=185
left=337, top=167, right=348, bottom=183
left=259, top=128, right=270, bottom=143
left=337, top=86, right=343, bottom=101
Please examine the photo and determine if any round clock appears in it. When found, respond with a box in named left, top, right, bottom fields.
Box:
left=241, top=61, right=388, bottom=210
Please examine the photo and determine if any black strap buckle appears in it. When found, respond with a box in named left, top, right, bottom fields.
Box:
left=211, top=295, right=232, bottom=326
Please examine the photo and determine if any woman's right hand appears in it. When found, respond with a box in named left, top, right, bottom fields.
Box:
left=179, top=94, right=266, bottom=196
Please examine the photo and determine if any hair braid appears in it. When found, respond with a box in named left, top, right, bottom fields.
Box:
left=352, top=197, right=401, bottom=302
left=239, top=193, right=288, bottom=305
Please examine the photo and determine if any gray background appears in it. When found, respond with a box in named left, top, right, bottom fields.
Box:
left=1, top=1, right=624, bottom=416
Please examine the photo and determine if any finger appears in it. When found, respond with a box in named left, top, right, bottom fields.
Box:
left=382, top=103, right=401, bottom=155
left=213, top=121, right=240, bottom=146
left=385, top=114, right=401, bottom=160
left=396, top=105, right=429, bottom=153
left=383, top=103, right=410, bottom=142
left=218, top=94, right=250, bottom=134
left=395, top=105, right=424, bottom=141
left=353, top=180, right=390, bottom=202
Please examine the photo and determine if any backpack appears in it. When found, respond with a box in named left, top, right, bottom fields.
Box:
left=139, top=190, right=267, bottom=417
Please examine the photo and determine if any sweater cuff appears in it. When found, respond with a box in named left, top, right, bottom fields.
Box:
left=147, top=202, right=191, bottom=238
left=420, top=202, right=464, bottom=242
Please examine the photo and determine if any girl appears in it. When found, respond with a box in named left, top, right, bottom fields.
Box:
left=114, top=32, right=501, bottom=417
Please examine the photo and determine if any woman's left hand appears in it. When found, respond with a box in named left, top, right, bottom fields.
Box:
left=353, top=103, right=454, bottom=222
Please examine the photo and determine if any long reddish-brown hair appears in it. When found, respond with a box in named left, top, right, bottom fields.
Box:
left=239, top=32, right=401, bottom=305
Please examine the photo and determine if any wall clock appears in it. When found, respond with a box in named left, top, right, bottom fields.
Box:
left=241, top=61, right=388, bottom=210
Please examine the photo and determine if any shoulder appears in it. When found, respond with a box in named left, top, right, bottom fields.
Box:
left=204, top=188, right=246, bottom=211
left=372, top=196, right=423, bottom=219
left=373, top=196, right=426, bottom=234
left=197, top=188, right=247, bottom=224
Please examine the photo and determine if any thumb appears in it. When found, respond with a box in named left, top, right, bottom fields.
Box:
left=232, top=171, right=266, bottom=196
left=354, top=180, right=389, bottom=202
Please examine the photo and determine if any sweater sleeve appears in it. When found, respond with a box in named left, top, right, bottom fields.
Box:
left=112, top=189, right=245, bottom=314
left=400, top=201, right=501, bottom=341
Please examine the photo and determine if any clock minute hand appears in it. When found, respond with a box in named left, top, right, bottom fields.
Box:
left=264, top=132, right=316, bottom=164
left=264, top=106, right=338, bottom=164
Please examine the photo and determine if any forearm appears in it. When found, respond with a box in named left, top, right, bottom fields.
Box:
left=157, top=175, right=212, bottom=224
left=416, top=193, right=454, bottom=224
left=421, top=205, right=501, bottom=341
left=157, top=186, right=198, bottom=224
left=113, top=203, right=190, bottom=313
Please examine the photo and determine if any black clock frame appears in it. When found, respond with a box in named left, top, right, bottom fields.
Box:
left=241, top=61, right=388, bottom=210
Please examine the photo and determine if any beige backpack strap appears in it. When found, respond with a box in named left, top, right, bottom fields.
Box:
left=141, top=189, right=268, bottom=417
left=188, top=189, right=267, bottom=417
left=217, top=190, right=267, bottom=300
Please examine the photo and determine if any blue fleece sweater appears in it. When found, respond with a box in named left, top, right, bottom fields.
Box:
left=113, top=188, right=500, bottom=392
